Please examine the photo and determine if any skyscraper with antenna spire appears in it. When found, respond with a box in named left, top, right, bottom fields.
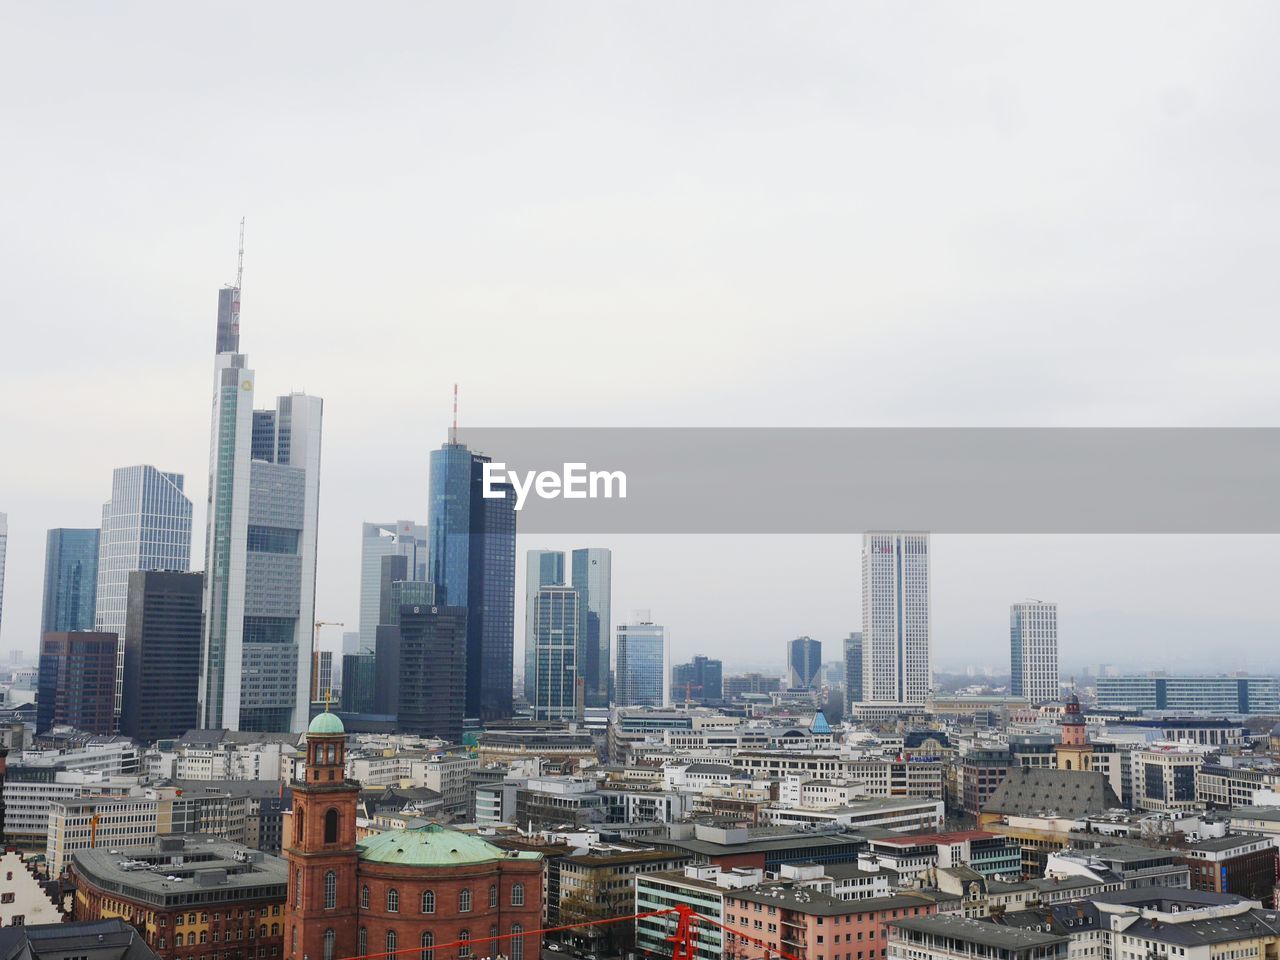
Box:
left=198, top=222, right=325, bottom=733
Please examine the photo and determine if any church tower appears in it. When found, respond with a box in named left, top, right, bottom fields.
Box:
left=1054, top=690, right=1094, bottom=772
left=284, top=711, right=361, bottom=960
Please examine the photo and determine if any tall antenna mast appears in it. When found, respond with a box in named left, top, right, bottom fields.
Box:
left=236, top=217, right=245, bottom=291
left=450, top=383, right=459, bottom=444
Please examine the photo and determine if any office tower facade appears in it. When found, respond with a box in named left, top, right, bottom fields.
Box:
left=523, top=549, right=566, bottom=702
left=358, top=521, right=427, bottom=653
left=373, top=581, right=437, bottom=722
left=36, top=631, right=117, bottom=734
left=531, top=585, right=581, bottom=722
left=672, top=655, right=723, bottom=703
left=844, top=631, right=863, bottom=704
left=788, top=636, right=823, bottom=691
left=616, top=621, right=668, bottom=707
left=427, top=439, right=516, bottom=722
left=94, top=465, right=193, bottom=723
left=394, top=602, right=467, bottom=741
left=341, top=654, right=376, bottom=713
left=42, top=528, right=100, bottom=633
left=1096, top=675, right=1280, bottom=714
left=571, top=547, right=612, bottom=708
left=1010, top=601, right=1059, bottom=705
left=118, top=571, right=203, bottom=742
left=859, top=531, right=932, bottom=711
left=311, top=650, right=334, bottom=702
left=341, top=631, right=359, bottom=656
left=199, top=279, right=324, bottom=733
left=0, top=512, right=6, bottom=642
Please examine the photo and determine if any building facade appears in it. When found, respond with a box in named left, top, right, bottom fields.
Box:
left=1096, top=676, right=1280, bottom=714
left=119, top=570, right=203, bottom=742
left=673, top=656, right=724, bottom=703
left=428, top=439, right=516, bottom=723
left=845, top=631, right=864, bottom=704
left=1010, top=601, right=1058, bottom=705
left=394, top=603, right=467, bottom=742
left=37, top=631, right=117, bottom=734
left=859, top=532, right=931, bottom=712
left=199, top=279, right=324, bottom=734
left=788, top=636, right=823, bottom=691
left=531, top=585, right=581, bottom=722
left=523, top=550, right=566, bottom=703
left=616, top=621, right=668, bottom=707
left=571, top=548, right=612, bottom=708
left=359, top=522, right=427, bottom=653
left=42, top=528, right=100, bottom=633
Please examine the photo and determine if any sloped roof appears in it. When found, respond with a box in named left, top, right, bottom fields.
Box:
left=981, top=766, right=1121, bottom=819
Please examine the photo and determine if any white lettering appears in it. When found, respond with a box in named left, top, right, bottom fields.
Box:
left=507, top=468, right=536, bottom=512
left=484, top=463, right=628, bottom=510
left=590, top=469, right=627, bottom=500
left=535, top=471, right=561, bottom=499
left=562, top=462, right=588, bottom=499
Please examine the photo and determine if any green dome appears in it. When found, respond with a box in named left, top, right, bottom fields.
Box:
left=358, top=824, right=541, bottom=867
left=308, top=711, right=345, bottom=735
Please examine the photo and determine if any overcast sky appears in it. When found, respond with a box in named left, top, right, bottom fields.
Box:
left=2, top=3, right=1279, bottom=674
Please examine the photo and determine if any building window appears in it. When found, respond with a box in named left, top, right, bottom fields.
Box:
left=359, top=929, right=368, bottom=957
left=459, top=889, right=472, bottom=913
left=421, top=933, right=434, bottom=960
left=176, top=935, right=184, bottom=947
left=323, top=930, right=335, bottom=960
left=273, top=925, right=280, bottom=937
left=295, top=807, right=305, bottom=843
left=458, top=931, right=471, bottom=959
left=511, top=884, right=524, bottom=907
left=324, top=871, right=337, bottom=909
left=295, top=870, right=302, bottom=908
left=291, top=928, right=296, bottom=953
left=324, top=808, right=339, bottom=844
left=387, top=931, right=398, bottom=955
left=361, top=886, right=370, bottom=909
left=489, top=886, right=498, bottom=908
left=388, top=889, right=400, bottom=913
left=511, top=925, right=524, bottom=960
left=421, top=890, right=436, bottom=914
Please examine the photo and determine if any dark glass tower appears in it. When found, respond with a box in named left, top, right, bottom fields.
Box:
left=672, top=655, right=723, bottom=703
left=395, top=602, right=467, bottom=741
left=119, top=571, right=203, bottom=741
left=41, top=528, right=100, bottom=633
left=37, top=632, right=117, bottom=734
left=427, top=441, right=516, bottom=722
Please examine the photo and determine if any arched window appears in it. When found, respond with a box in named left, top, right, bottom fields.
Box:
left=295, top=807, right=305, bottom=843
left=386, top=930, right=398, bottom=955
left=360, top=885, right=370, bottom=909
left=511, top=884, right=524, bottom=907
left=387, top=888, right=400, bottom=913
left=324, top=808, right=339, bottom=844
left=272, top=924, right=280, bottom=937
left=359, top=929, right=368, bottom=957
left=323, top=930, right=336, bottom=960
left=458, top=930, right=471, bottom=959
left=421, top=890, right=435, bottom=914
left=421, top=932, right=435, bottom=960
left=324, top=871, right=337, bottom=909
left=295, top=870, right=302, bottom=908
left=259, top=925, right=267, bottom=938
left=291, top=928, right=296, bottom=953
left=458, top=889, right=471, bottom=913
left=175, top=934, right=184, bottom=947
left=511, top=925, right=524, bottom=960
left=489, top=885, right=497, bottom=908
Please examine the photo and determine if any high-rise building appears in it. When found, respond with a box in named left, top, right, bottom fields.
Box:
left=199, top=270, right=324, bottom=733
left=531, top=585, right=581, bottom=722
left=42, top=528, right=100, bottom=633
left=395, top=602, right=467, bottom=741
left=358, top=521, right=426, bottom=653
left=341, top=631, right=360, bottom=656
left=1010, top=601, right=1059, bottom=705
left=523, top=549, right=566, bottom=703
left=341, top=654, right=376, bottom=714
left=616, top=621, right=667, bottom=707
left=0, top=512, right=6, bottom=643
left=118, top=571, right=203, bottom=742
left=788, top=636, right=822, bottom=691
left=844, top=631, right=863, bottom=704
left=311, top=650, right=334, bottom=703
left=858, top=531, right=931, bottom=713
left=95, top=465, right=193, bottom=724
left=37, top=631, right=117, bottom=734
left=571, top=548, right=612, bottom=708
left=672, top=656, right=723, bottom=703
left=427, top=438, right=516, bottom=722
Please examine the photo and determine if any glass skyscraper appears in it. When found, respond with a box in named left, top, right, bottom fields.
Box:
left=95, top=465, right=193, bottom=722
left=859, top=531, right=931, bottom=715
left=428, top=440, right=516, bottom=722
left=358, top=521, right=427, bottom=653
left=615, top=621, right=667, bottom=707
left=787, top=635, right=822, bottom=691
left=199, top=279, right=324, bottom=733
left=571, top=547, right=612, bottom=708
left=531, top=584, right=581, bottom=721
left=42, top=528, right=100, bottom=633
left=523, top=549, right=566, bottom=702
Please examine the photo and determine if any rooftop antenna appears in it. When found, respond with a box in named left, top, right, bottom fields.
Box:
left=450, top=383, right=459, bottom=444
left=236, top=217, right=245, bottom=291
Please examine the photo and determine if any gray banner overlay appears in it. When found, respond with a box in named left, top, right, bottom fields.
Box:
left=459, top=428, right=1280, bottom=534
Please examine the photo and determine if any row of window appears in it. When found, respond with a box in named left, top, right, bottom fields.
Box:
left=357, top=883, right=525, bottom=912
left=342, top=924, right=529, bottom=960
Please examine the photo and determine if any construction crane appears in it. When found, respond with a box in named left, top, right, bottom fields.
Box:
left=311, top=621, right=345, bottom=704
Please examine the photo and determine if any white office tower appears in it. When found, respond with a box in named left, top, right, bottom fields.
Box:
left=857, top=532, right=931, bottom=719
left=615, top=621, right=668, bottom=707
left=523, top=549, right=566, bottom=702
left=94, top=466, right=194, bottom=720
left=198, top=275, right=324, bottom=734
left=1010, top=601, right=1059, bottom=704
left=531, top=584, right=581, bottom=722
left=358, top=521, right=427, bottom=652
left=0, top=512, right=7, bottom=641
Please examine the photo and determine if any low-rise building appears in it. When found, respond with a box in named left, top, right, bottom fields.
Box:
left=887, top=914, right=1069, bottom=960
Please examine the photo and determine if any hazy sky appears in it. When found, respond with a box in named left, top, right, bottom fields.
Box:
left=2, top=3, right=1279, bottom=673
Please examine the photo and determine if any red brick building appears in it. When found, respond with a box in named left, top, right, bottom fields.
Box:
left=284, top=713, right=544, bottom=960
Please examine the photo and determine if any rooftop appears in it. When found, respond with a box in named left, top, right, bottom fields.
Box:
left=890, top=914, right=1069, bottom=950
left=358, top=823, right=543, bottom=867
left=0, top=920, right=159, bottom=960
